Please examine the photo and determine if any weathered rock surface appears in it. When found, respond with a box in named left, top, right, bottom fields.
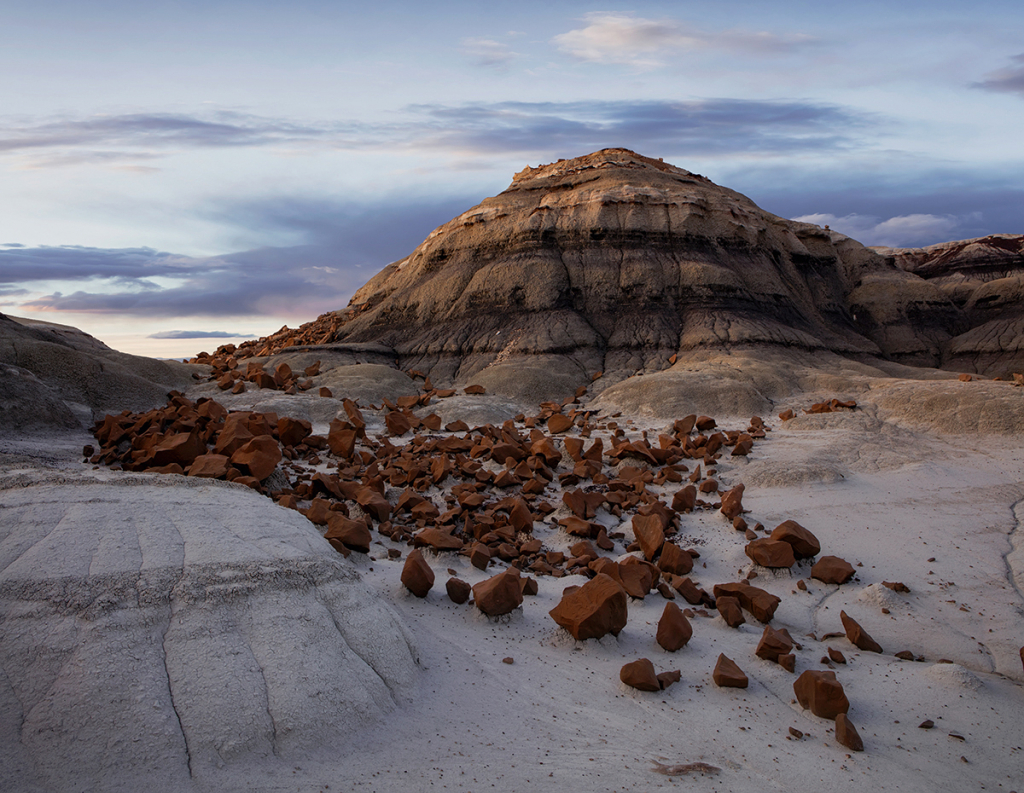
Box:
left=841, top=610, right=883, bottom=653
left=812, top=555, right=856, bottom=585
left=549, top=573, right=628, bottom=640
left=835, top=713, right=865, bottom=752
left=620, top=658, right=660, bottom=692
left=713, top=654, right=748, bottom=688
left=0, top=477, right=417, bottom=791
left=213, top=149, right=981, bottom=394
left=656, top=602, right=692, bottom=652
left=794, top=670, right=850, bottom=719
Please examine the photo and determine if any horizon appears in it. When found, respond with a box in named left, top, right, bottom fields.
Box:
left=2, top=1, right=1022, bottom=357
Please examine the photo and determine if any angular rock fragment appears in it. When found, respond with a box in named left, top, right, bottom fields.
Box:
left=620, top=658, right=660, bottom=692
left=719, top=484, right=744, bottom=520
left=712, top=582, right=781, bottom=623
left=840, top=610, right=883, bottom=653
left=713, top=654, right=748, bottom=688
left=632, top=513, right=665, bottom=561
left=446, top=577, right=471, bottom=604
left=671, top=485, right=696, bottom=513
left=229, top=435, right=282, bottom=481
left=770, top=520, right=821, bottom=559
left=325, top=514, right=372, bottom=554
left=794, top=670, right=850, bottom=719
left=835, top=713, right=864, bottom=752
left=656, top=602, right=693, bottom=652
left=187, top=453, right=231, bottom=479
left=657, top=542, right=693, bottom=576
left=755, top=624, right=795, bottom=662
left=413, top=527, right=464, bottom=551
left=472, top=569, right=523, bottom=616
left=657, top=670, right=681, bottom=690
left=812, top=556, right=856, bottom=585
left=778, top=653, right=796, bottom=673
left=745, top=539, right=795, bottom=569
left=401, top=549, right=434, bottom=597
left=716, top=596, right=745, bottom=628
left=549, top=573, right=628, bottom=640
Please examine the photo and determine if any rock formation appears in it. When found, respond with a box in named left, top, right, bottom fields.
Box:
left=209, top=149, right=992, bottom=400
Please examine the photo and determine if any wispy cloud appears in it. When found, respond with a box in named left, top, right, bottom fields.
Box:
left=793, top=212, right=961, bottom=247
left=973, top=53, right=1024, bottom=96
left=148, top=329, right=250, bottom=339
left=553, top=13, right=815, bottom=69
left=461, top=37, right=517, bottom=68
left=0, top=97, right=866, bottom=171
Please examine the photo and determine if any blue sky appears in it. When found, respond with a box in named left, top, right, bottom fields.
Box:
left=2, top=0, right=1022, bottom=356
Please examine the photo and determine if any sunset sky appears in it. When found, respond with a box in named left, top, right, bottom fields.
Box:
left=2, top=0, right=1022, bottom=357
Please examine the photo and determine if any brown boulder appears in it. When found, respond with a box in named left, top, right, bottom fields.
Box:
left=401, top=549, right=434, bottom=597
left=716, top=595, right=745, bottom=628
left=671, top=485, right=696, bottom=513
left=811, top=556, right=856, bottom=585
left=657, top=542, right=693, bottom=576
left=187, top=453, right=231, bottom=479
left=148, top=429, right=207, bottom=468
left=620, top=658, right=660, bottom=692
left=712, top=582, right=781, bottom=623
left=657, top=670, right=681, bottom=690
left=213, top=415, right=254, bottom=456
left=547, top=414, right=573, bottom=433
left=472, top=569, right=524, bottom=616
left=719, top=484, right=744, bottom=520
left=446, top=577, right=471, bottom=604
left=656, top=602, right=692, bottom=652
left=840, top=611, right=883, bottom=653
left=632, top=513, right=665, bottom=561
left=385, top=410, right=412, bottom=436
left=745, top=539, right=796, bottom=568
left=324, top=514, right=372, bottom=554
left=277, top=416, right=311, bottom=447
left=794, top=670, right=850, bottom=719
left=619, top=562, right=653, bottom=599
left=770, top=520, right=821, bottom=559
left=355, top=486, right=391, bottom=522
left=778, top=653, right=796, bottom=673
left=755, top=624, right=795, bottom=662
left=713, top=654, right=748, bottom=688
left=549, top=573, right=628, bottom=640
left=413, top=527, right=464, bottom=551
left=327, top=419, right=357, bottom=459
left=229, top=435, right=281, bottom=481
left=835, top=713, right=864, bottom=751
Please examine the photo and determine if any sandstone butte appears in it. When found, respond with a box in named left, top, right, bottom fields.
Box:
left=197, top=149, right=1024, bottom=393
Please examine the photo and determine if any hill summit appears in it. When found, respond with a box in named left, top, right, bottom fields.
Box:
left=217, top=149, right=997, bottom=391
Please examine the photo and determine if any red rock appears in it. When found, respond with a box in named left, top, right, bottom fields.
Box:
left=229, top=435, right=281, bottom=481
left=713, top=654, right=748, bottom=688
left=669, top=576, right=704, bottom=605
left=470, top=542, right=492, bottom=570
left=827, top=647, right=847, bottom=664
left=559, top=515, right=597, bottom=537
left=1020, top=646, right=1024, bottom=674
left=840, top=610, right=883, bottom=653
left=547, top=413, right=573, bottom=433
left=755, top=624, right=795, bottom=662
left=214, top=417, right=255, bottom=457
left=657, top=670, right=681, bottom=690
left=698, top=479, right=718, bottom=494
left=187, top=453, right=231, bottom=479
left=277, top=416, right=311, bottom=447
left=355, top=486, right=391, bottom=522
left=304, top=361, right=321, bottom=377
left=463, top=384, right=486, bottom=395
left=472, top=569, right=524, bottom=616
left=779, top=653, right=796, bottom=673
left=620, top=658, right=660, bottom=692
left=401, top=549, right=434, bottom=597
left=324, top=514, right=372, bottom=554
left=233, top=475, right=261, bottom=490
left=656, top=602, right=693, bottom=651
left=632, top=513, right=665, bottom=561
left=570, top=540, right=599, bottom=561
left=508, top=498, right=533, bottom=533
left=731, top=438, right=753, bottom=456
left=882, top=581, right=911, bottom=593
left=549, top=573, right=628, bottom=640
left=671, top=485, right=696, bottom=513
left=745, top=539, right=796, bottom=568
left=712, top=582, right=781, bottom=623
left=719, top=484, right=744, bottom=519
left=695, top=416, right=716, bottom=431
left=147, top=429, right=207, bottom=468
left=304, top=497, right=332, bottom=526
left=413, top=527, right=463, bottom=551
left=716, top=596, right=745, bottom=628
left=835, top=713, right=864, bottom=751
left=811, top=556, right=856, bottom=585
left=770, top=520, right=821, bottom=559
left=620, top=557, right=658, bottom=598
left=794, top=670, right=850, bottom=719
left=319, top=386, right=333, bottom=398
left=657, top=542, right=693, bottom=576
left=385, top=410, right=412, bottom=436
left=520, top=576, right=539, bottom=596
left=779, top=408, right=795, bottom=421
left=446, top=577, right=471, bottom=604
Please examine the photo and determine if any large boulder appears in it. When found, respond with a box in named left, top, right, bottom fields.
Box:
left=0, top=475, right=418, bottom=791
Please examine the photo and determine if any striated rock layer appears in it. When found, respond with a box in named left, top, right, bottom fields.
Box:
left=219, top=149, right=965, bottom=394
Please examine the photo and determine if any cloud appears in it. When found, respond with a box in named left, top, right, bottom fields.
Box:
left=973, top=53, right=1024, bottom=96
left=461, top=38, right=517, bottom=68
left=406, top=99, right=864, bottom=158
left=792, top=212, right=961, bottom=247
left=553, top=13, right=814, bottom=68
left=3, top=195, right=475, bottom=319
left=148, top=330, right=251, bottom=339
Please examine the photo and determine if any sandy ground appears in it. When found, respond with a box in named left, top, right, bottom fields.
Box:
left=3, top=404, right=1023, bottom=793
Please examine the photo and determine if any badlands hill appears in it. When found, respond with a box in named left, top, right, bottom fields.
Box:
left=213, top=149, right=1022, bottom=398
left=2, top=151, right=1024, bottom=793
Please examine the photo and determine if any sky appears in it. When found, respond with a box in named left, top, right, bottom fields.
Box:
left=2, top=0, right=1022, bottom=358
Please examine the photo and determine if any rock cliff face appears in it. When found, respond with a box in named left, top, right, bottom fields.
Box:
left=881, top=235, right=1024, bottom=374
left=221, top=149, right=1023, bottom=390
